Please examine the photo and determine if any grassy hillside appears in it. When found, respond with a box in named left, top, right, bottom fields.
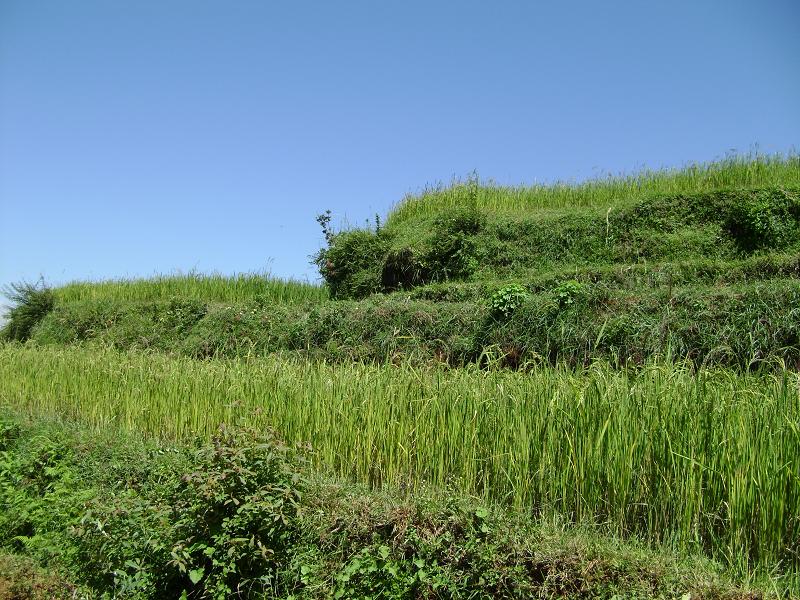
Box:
left=320, top=186, right=800, bottom=298
left=387, top=154, right=800, bottom=224
left=2, top=155, right=800, bottom=597
left=3, top=155, right=798, bottom=369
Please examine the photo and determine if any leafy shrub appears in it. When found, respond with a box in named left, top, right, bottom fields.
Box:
left=169, top=425, right=306, bottom=597
left=1, top=280, right=55, bottom=342
left=333, top=545, right=418, bottom=598
left=314, top=229, right=392, bottom=299
left=380, top=247, right=429, bottom=292
left=74, top=425, right=307, bottom=598
left=489, top=284, right=529, bottom=318
left=553, top=280, right=588, bottom=307
left=724, top=189, right=800, bottom=252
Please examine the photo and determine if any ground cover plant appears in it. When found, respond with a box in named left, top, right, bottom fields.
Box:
left=0, top=411, right=780, bottom=598
left=18, top=275, right=800, bottom=369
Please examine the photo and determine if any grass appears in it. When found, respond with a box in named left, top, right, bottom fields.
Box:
left=28, top=276, right=800, bottom=370
left=3, top=154, right=800, bottom=596
left=52, top=272, right=327, bottom=305
left=1, top=344, right=798, bottom=585
left=0, top=411, right=766, bottom=599
left=321, top=184, right=800, bottom=299
left=386, top=153, right=800, bottom=226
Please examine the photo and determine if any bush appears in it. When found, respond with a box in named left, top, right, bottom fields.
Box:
left=553, top=280, right=588, bottom=307
left=1, top=280, right=55, bottom=342
left=381, top=247, right=429, bottom=292
left=74, top=425, right=307, bottom=598
left=315, top=229, right=392, bottom=299
left=169, top=425, right=306, bottom=597
left=724, top=189, right=800, bottom=252
left=489, top=284, right=529, bottom=318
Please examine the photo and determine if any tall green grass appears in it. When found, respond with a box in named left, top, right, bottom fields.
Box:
left=1, top=344, right=797, bottom=580
left=387, top=154, right=800, bottom=226
left=53, top=272, right=327, bottom=305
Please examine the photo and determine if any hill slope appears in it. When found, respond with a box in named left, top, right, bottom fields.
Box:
left=5, top=156, right=800, bottom=369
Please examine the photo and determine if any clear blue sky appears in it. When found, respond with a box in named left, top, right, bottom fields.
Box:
left=1, top=0, right=798, bottom=288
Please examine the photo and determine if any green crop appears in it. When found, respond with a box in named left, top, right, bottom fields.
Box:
left=53, top=272, right=327, bottom=305
left=1, top=344, right=797, bottom=581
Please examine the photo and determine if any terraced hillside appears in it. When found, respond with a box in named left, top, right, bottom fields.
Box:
left=12, top=156, right=800, bottom=369
left=2, top=155, right=800, bottom=598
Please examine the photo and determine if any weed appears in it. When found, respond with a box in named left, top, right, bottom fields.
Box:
left=489, top=284, right=529, bottom=318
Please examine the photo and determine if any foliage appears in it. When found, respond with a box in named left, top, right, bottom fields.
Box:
left=28, top=277, right=800, bottom=369
left=314, top=228, right=392, bottom=299
left=552, top=280, right=587, bottom=307
left=724, top=188, right=800, bottom=251
left=314, top=183, right=800, bottom=301
left=0, top=416, right=306, bottom=598
left=424, top=203, right=485, bottom=281
left=0, top=412, right=776, bottom=598
left=168, top=425, right=306, bottom=598
left=2, top=345, right=799, bottom=585
left=315, top=209, right=334, bottom=247
left=1, top=280, right=55, bottom=342
left=489, top=284, right=529, bottom=318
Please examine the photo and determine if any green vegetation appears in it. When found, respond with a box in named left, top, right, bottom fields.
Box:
left=2, top=344, right=798, bottom=587
left=20, top=274, right=800, bottom=369
left=2, top=155, right=800, bottom=597
left=0, top=280, right=54, bottom=342
left=0, top=412, right=771, bottom=599
left=53, top=272, right=327, bottom=305
left=318, top=186, right=800, bottom=299
left=3, top=158, right=797, bottom=370
left=387, top=154, right=800, bottom=225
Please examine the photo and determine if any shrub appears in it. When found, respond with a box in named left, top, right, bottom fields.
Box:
left=1, top=280, right=55, bottom=342
left=314, top=229, right=392, bottom=299
left=553, top=280, right=588, bottom=307
left=381, top=247, right=429, bottom=292
left=724, top=189, right=800, bottom=252
left=75, top=425, right=307, bottom=598
left=489, top=284, right=529, bottom=318
left=169, top=425, right=306, bottom=597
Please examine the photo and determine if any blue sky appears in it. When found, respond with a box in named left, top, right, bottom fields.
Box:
left=1, top=0, right=798, bottom=288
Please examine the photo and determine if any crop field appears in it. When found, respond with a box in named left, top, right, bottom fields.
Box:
left=53, top=272, right=328, bottom=305
left=2, top=343, right=798, bottom=583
